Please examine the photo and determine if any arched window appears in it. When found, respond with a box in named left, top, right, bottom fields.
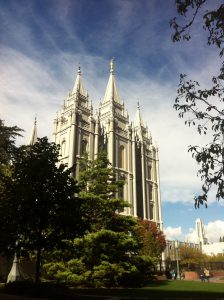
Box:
left=119, top=145, right=125, bottom=169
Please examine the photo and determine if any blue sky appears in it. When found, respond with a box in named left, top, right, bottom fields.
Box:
left=1, top=0, right=224, bottom=243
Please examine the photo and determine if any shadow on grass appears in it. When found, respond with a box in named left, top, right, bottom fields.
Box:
left=0, top=280, right=224, bottom=300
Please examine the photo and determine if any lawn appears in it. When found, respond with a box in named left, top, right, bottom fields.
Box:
left=71, top=280, right=224, bottom=299
left=1, top=280, right=224, bottom=300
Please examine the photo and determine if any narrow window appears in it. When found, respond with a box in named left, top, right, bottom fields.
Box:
left=81, top=139, right=88, bottom=155
left=148, top=164, right=152, bottom=180
left=61, top=140, right=66, bottom=156
left=119, top=145, right=125, bottom=169
left=150, top=204, right=154, bottom=220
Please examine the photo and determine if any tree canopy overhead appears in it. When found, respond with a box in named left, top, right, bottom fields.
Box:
left=171, top=1, right=224, bottom=207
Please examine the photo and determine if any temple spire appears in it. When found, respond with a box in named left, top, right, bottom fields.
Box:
left=103, top=59, right=120, bottom=103
left=72, top=65, right=85, bottom=95
left=28, top=117, right=37, bottom=145
left=134, top=100, right=144, bottom=127
left=110, top=58, right=114, bottom=74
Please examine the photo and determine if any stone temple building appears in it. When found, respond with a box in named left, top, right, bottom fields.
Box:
left=53, top=60, right=162, bottom=227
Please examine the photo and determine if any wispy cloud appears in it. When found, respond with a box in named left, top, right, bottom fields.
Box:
left=1, top=0, right=223, bottom=239
left=164, top=226, right=182, bottom=240
left=185, top=220, right=224, bottom=243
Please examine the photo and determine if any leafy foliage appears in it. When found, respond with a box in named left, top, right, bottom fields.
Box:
left=135, top=219, right=166, bottom=259
left=171, top=1, right=224, bottom=207
left=0, top=120, right=23, bottom=255
left=0, top=119, right=23, bottom=167
left=0, top=137, right=82, bottom=282
left=179, top=244, right=208, bottom=270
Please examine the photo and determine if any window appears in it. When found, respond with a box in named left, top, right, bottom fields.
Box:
left=61, top=140, right=66, bottom=156
left=119, top=145, right=125, bottom=169
left=81, top=139, right=88, bottom=155
left=118, top=185, right=124, bottom=213
left=148, top=164, right=152, bottom=180
left=148, top=185, right=152, bottom=201
left=149, top=204, right=154, bottom=220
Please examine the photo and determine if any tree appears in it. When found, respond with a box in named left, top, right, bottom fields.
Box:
left=78, top=150, right=133, bottom=232
left=0, top=119, right=23, bottom=167
left=135, top=219, right=166, bottom=260
left=0, top=119, right=23, bottom=188
left=0, top=137, right=82, bottom=282
left=0, top=120, right=23, bottom=255
left=179, top=244, right=208, bottom=270
left=171, top=1, right=224, bottom=207
left=44, top=151, right=155, bottom=287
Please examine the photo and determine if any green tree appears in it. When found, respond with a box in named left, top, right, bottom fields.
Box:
left=78, top=151, right=132, bottom=232
left=0, top=137, right=82, bottom=282
left=44, top=151, right=155, bottom=287
left=0, top=119, right=23, bottom=186
left=179, top=244, right=208, bottom=270
left=0, top=119, right=23, bottom=167
left=171, top=1, right=224, bottom=207
left=0, top=120, right=23, bottom=255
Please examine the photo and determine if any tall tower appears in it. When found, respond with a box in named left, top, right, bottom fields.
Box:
left=196, top=218, right=208, bottom=245
left=53, top=66, right=98, bottom=177
left=53, top=61, right=162, bottom=227
left=28, top=117, right=37, bottom=145
left=133, top=101, right=162, bottom=225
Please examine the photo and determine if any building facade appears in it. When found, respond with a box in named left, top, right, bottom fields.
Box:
left=53, top=60, right=162, bottom=226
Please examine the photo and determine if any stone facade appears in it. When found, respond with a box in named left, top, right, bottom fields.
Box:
left=53, top=60, right=162, bottom=226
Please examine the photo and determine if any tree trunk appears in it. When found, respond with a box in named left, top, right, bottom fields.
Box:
left=35, top=246, right=41, bottom=283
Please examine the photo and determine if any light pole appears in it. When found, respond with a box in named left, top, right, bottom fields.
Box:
left=175, top=240, right=180, bottom=279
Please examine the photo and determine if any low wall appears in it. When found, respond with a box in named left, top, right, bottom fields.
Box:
left=184, top=271, right=199, bottom=280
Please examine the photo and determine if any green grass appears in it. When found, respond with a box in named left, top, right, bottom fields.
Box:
left=69, top=280, right=224, bottom=300
left=1, top=280, right=224, bottom=300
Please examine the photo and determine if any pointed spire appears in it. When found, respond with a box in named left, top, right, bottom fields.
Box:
left=7, top=242, right=26, bottom=282
left=72, top=65, right=85, bottom=95
left=134, top=100, right=144, bottom=127
left=110, top=58, right=114, bottom=75
left=103, top=59, right=120, bottom=103
left=28, top=117, right=37, bottom=145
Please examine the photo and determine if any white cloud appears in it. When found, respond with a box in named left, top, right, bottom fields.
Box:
left=205, top=220, right=224, bottom=243
left=0, top=0, right=222, bottom=210
left=164, top=226, right=182, bottom=240
left=185, top=227, right=197, bottom=243
left=184, top=220, right=224, bottom=244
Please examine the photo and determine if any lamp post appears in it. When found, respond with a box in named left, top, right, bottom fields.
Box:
left=175, top=240, right=180, bottom=280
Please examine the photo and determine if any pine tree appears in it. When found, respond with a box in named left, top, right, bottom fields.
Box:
left=44, top=150, right=155, bottom=287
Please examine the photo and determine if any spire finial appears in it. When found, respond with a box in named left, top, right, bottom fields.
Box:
left=78, top=64, right=81, bottom=75
left=110, top=58, right=114, bottom=74
left=34, top=116, right=37, bottom=125
left=137, top=100, right=140, bottom=110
